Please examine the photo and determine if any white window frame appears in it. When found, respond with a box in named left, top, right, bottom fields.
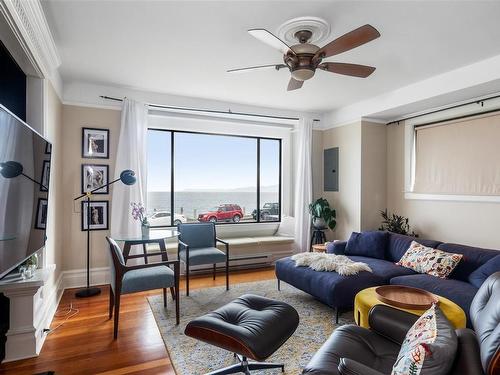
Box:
left=146, top=110, right=293, bottom=233
left=404, top=96, right=500, bottom=203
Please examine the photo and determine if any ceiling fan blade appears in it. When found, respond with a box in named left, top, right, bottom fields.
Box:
left=287, top=77, right=303, bottom=91
left=227, top=64, right=286, bottom=73
left=248, top=29, right=294, bottom=55
left=319, top=62, right=376, bottom=78
left=316, top=24, right=380, bottom=59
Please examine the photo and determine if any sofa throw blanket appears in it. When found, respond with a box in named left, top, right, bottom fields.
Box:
left=292, top=253, right=372, bottom=275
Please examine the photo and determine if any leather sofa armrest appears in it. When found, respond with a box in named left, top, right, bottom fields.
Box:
left=338, top=358, right=386, bottom=375
left=368, top=305, right=419, bottom=345
left=449, top=329, right=484, bottom=375
left=327, top=240, right=346, bottom=254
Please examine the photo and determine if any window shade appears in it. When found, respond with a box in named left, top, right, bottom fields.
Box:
left=413, top=111, right=500, bottom=195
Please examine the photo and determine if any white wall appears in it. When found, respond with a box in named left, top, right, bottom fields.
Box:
left=44, top=81, right=64, bottom=277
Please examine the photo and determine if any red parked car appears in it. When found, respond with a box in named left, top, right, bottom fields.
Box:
left=198, top=204, right=244, bottom=223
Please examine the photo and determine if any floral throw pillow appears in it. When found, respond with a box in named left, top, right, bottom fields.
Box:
left=397, top=241, right=462, bottom=278
left=392, top=305, right=457, bottom=375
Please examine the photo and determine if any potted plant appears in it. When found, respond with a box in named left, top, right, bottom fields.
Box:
left=308, top=198, right=336, bottom=230
left=378, top=209, right=418, bottom=237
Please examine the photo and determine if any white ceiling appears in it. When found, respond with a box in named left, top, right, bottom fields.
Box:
left=42, top=1, right=500, bottom=113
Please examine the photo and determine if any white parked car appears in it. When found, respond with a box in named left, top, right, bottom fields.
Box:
left=148, top=211, right=187, bottom=226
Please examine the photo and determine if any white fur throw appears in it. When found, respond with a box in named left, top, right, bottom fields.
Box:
left=291, top=253, right=372, bottom=276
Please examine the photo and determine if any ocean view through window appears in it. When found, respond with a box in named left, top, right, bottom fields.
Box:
left=147, top=129, right=281, bottom=226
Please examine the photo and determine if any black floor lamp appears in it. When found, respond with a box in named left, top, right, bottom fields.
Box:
left=73, top=169, right=136, bottom=298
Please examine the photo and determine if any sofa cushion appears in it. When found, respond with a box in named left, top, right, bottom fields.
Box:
left=275, top=257, right=383, bottom=309
left=326, top=240, right=347, bottom=255
left=386, top=232, right=442, bottom=263
left=437, top=243, right=499, bottom=282
left=256, top=235, right=294, bottom=245
left=392, top=305, right=457, bottom=375
left=275, top=216, right=294, bottom=237
left=345, top=231, right=388, bottom=259
left=397, top=241, right=463, bottom=278
left=217, top=237, right=257, bottom=247
left=348, top=256, right=416, bottom=281
left=468, top=255, right=500, bottom=288
left=390, top=274, right=478, bottom=324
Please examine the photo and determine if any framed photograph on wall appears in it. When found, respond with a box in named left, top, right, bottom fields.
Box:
left=35, top=198, right=48, bottom=230
left=45, top=142, right=52, bottom=155
left=81, top=200, right=109, bottom=231
left=81, top=164, right=109, bottom=194
left=82, top=127, right=109, bottom=159
left=40, top=160, right=50, bottom=192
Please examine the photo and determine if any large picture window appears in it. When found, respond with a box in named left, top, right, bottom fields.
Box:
left=147, top=129, right=281, bottom=227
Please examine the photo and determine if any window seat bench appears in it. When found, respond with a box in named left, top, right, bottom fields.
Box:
left=139, top=234, right=294, bottom=271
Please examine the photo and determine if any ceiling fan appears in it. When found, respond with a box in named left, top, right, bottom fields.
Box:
left=228, top=24, right=380, bottom=91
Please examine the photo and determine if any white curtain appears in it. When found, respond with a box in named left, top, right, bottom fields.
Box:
left=111, top=99, right=148, bottom=237
left=293, top=117, right=313, bottom=253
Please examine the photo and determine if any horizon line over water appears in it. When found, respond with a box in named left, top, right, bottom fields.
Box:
left=147, top=190, right=279, bottom=218
left=148, top=184, right=279, bottom=193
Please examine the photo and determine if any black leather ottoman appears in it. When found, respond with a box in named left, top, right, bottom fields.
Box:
left=185, top=294, right=300, bottom=374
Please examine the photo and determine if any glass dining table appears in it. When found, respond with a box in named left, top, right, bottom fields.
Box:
left=111, top=229, right=179, bottom=264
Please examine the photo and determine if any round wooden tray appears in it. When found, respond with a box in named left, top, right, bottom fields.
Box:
left=375, top=285, right=439, bottom=310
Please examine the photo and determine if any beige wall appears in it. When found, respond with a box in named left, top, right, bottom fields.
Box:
left=387, top=122, right=500, bottom=249
left=44, top=82, right=64, bottom=281
left=317, top=120, right=387, bottom=241
left=360, top=121, right=387, bottom=231
left=61, top=105, right=121, bottom=271
left=321, top=121, right=362, bottom=241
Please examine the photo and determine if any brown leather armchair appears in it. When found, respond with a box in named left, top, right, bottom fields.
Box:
left=303, top=272, right=500, bottom=375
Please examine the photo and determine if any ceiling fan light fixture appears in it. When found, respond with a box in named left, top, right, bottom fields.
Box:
left=234, top=23, right=380, bottom=91
left=291, top=68, right=315, bottom=81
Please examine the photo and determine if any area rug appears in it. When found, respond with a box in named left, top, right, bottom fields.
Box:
left=148, top=279, right=354, bottom=374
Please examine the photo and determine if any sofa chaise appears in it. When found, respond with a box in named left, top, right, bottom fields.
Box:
left=275, top=231, right=500, bottom=325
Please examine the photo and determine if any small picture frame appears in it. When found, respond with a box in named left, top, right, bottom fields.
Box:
left=35, top=198, right=48, bottom=230
left=45, top=142, right=52, bottom=155
left=82, top=127, right=109, bottom=159
left=81, top=164, right=109, bottom=194
left=81, top=200, right=109, bottom=231
left=40, top=160, right=50, bottom=192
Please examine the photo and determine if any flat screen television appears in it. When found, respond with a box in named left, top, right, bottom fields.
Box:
left=0, top=104, right=51, bottom=279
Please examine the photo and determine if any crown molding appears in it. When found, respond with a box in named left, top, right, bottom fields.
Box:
left=361, top=117, right=386, bottom=124
left=322, top=53, right=500, bottom=128
left=0, top=0, right=61, bottom=81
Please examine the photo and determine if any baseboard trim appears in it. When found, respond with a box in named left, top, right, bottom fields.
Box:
left=36, top=271, right=64, bottom=351
left=62, top=267, right=111, bottom=290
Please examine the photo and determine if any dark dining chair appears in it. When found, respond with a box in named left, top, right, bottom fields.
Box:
left=177, top=222, right=229, bottom=296
left=106, top=237, right=180, bottom=339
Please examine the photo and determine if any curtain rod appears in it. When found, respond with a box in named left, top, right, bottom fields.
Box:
left=386, top=92, right=500, bottom=126
left=99, top=95, right=320, bottom=122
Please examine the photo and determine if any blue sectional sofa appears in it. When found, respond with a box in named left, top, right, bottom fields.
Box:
left=275, top=231, right=500, bottom=325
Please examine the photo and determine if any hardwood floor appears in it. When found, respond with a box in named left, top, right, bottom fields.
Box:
left=0, top=268, right=276, bottom=375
